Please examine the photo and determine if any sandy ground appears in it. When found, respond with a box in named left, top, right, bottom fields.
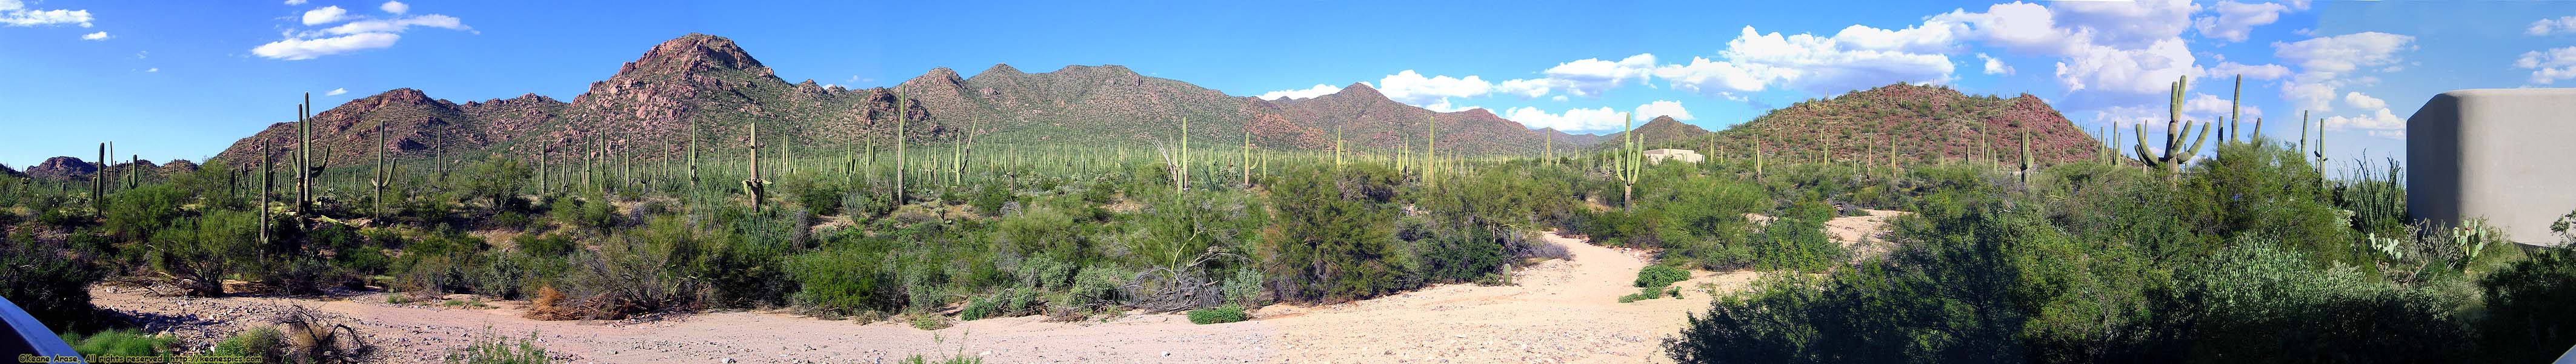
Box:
left=1827, top=209, right=1908, bottom=261
left=1257, top=232, right=1760, bottom=364
left=90, top=231, right=1766, bottom=364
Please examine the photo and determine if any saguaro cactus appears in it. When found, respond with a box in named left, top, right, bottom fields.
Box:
left=2230, top=75, right=2245, bottom=144
left=1425, top=115, right=1438, bottom=185
left=1240, top=128, right=1252, bottom=187
left=2019, top=129, right=2034, bottom=186
left=894, top=92, right=908, bottom=203
left=372, top=121, right=390, bottom=220
left=688, top=120, right=701, bottom=190
left=91, top=143, right=104, bottom=205
left=2134, top=75, right=2211, bottom=183
left=745, top=122, right=768, bottom=211
left=260, top=138, right=273, bottom=246
left=1617, top=113, right=1642, bottom=211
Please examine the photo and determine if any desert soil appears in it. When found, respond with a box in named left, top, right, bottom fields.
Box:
left=89, top=231, right=1785, bottom=364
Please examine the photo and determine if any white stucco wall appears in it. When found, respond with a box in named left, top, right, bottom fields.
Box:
left=2406, top=89, right=2576, bottom=246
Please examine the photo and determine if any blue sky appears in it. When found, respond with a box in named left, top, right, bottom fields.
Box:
left=2, top=0, right=2571, bottom=170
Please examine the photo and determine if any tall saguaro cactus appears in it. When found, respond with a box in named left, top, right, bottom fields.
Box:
left=260, top=138, right=273, bottom=246
left=1425, top=116, right=1438, bottom=185
left=2134, top=75, right=2211, bottom=183
left=1240, top=128, right=1252, bottom=187
left=2019, top=129, right=2034, bottom=186
left=745, top=122, right=768, bottom=211
left=2230, top=75, right=2245, bottom=144
left=372, top=121, right=391, bottom=220
left=1616, top=113, right=1642, bottom=211
left=1176, top=116, right=1190, bottom=195
left=91, top=143, right=104, bottom=206
left=894, top=92, right=908, bottom=203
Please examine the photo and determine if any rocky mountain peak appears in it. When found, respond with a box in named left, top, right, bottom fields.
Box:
left=617, top=33, right=766, bottom=78
left=25, top=157, right=95, bottom=180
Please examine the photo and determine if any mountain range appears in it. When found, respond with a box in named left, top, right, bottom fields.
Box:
left=191, top=33, right=1611, bottom=171
left=17, top=33, right=2106, bottom=178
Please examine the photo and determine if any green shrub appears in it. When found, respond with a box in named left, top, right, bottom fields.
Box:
left=2475, top=245, right=2576, bottom=363
left=61, top=329, right=178, bottom=357
left=959, top=296, right=998, bottom=321
left=1617, top=286, right=1664, bottom=303
left=1222, top=269, right=1264, bottom=306
left=1186, top=304, right=1250, bottom=324
left=209, top=325, right=286, bottom=360
left=1, top=233, right=104, bottom=332
left=1635, top=265, right=1689, bottom=288
left=1260, top=164, right=1408, bottom=303
left=909, top=314, right=954, bottom=331
left=444, top=328, right=548, bottom=364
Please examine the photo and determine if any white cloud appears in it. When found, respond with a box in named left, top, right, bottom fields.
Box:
left=79, top=31, right=106, bottom=40
left=284, top=0, right=308, bottom=5
left=2194, top=1, right=2289, bottom=42
left=1374, top=70, right=1491, bottom=106
left=2206, top=61, right=2291, bottom=80
left=1257, top=84, right=1342, bottom=100
left=2366, top=130, right=2405, bottom=139
left=144, top=67, right=157, bottom=73
left=2052, top=38, right=2199, bottom=95
left=2321, top=107, right=2404, bottom=131
left=1536, top=53, right=1658, bottom=97
left=2050, top=0, right=2201, bottom=49
left=2341, top=92, right=2385, bottom=110
left=2274, top=32, right=2415, bottom=112
left=261, top=3, right=471, bottom=61
left=1494, top=78, right=1553, bottom=99
left=318, top=14, right=466, bottom=35
left=325, top=88, right=348, bottom=96
left=1978, top=53, right=2015, bottom=75
left=2275, top=32, right=2415, bottom=78
left=252, top=33, right=400, bottom=60
left=2514, top=47, right=2576, bottom=84
left=302, top=6, right=350, bottom=25
left=1549, top=95, right=1568, bottom=102
left=1635, top=100, right=1695, bottom=121
left=1502, top=106, right=1629, bottom=133
left=1656, top=25, right=1957, bottom=97
left=1652, top=56, right=1777, bottom=98
left=0, top=0, right=95, bottom=28
left=2530, top=16, right=2576, bottom=36
left=1932, top=2, right=2078, bottom=55
left=1422, top=99, right=1480, bottom=113
left=2185, top=93, right=2263, bottom=123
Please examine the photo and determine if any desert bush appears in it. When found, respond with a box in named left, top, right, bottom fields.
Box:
left=1186, top=304, right=1249, bottom=324
left=788, top=235, right=896, bottom=315
left=1221, top=269, right=1264, bottom=307
left=209, top=325, right=287, bottom=360
left=61, top=329, right=179, bottom=357
left=2477, top=244, right=2576, bottom=363
left=444, top=157, right=533, bottom=211
left=909, top=314, right=954, bottom=331
left=1636, top=265, right=1689, bottom=288
left=443, top=328, right=548, bottom=364
left=0, top=232, right=105, bottom=332
left=1747, top=201, right=1840, bottom=272
left=1409, top=218, right=1508, bottom=283
left=1259, top=164, right=1408, bottom=303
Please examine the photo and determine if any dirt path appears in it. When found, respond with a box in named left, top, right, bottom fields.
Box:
left=90, top=231, right=1756, bottom=363
left=1257, top=232, right=1759, bottom=363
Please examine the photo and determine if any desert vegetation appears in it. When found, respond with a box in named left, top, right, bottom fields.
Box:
left=0, top=70, right=2568, bottom=364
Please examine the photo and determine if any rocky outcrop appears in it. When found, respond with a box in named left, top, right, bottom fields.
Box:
left=25, top=157, right=95, bottom=180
